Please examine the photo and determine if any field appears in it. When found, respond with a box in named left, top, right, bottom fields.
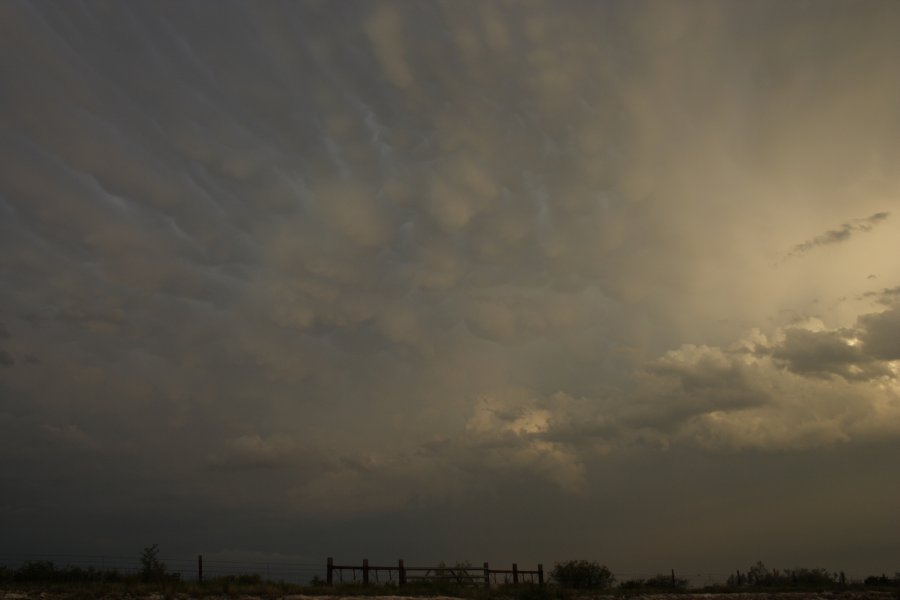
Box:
left=3, top=590, right=900, bottom=600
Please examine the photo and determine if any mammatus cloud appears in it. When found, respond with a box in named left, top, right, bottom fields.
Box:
left=3, top=0, right=900, bottom=570
left=787, top=212, right=889, bottom=258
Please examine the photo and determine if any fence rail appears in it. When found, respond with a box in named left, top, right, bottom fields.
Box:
left=326, top=558, right=543, bottom=587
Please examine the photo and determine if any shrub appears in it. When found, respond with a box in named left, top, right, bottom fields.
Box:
left=643, top=573, right=688, bottom=590
left=783, top=567, right=835, bottom=587
left=728, top=562, right=846, bottom=589
left=550, top=560, right=614, bottom=589
left=14, top=560, right=58, bottom=582
left=140, top=544, right=179, bottom=582
left=617, top=574, right=687, bottom=591
left=865, top=574, right=900, bottom=587
left=618, top=578, right=646, bottom=590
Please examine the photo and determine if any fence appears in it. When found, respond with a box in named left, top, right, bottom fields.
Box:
left=0, top=552, right=324, bottom=584
left=5, top=552, right=832, bottom=589
left=326, top=558, right=543, bottom=587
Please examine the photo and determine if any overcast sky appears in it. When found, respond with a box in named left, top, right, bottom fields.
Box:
left=2, top=0, right=900, bottom=581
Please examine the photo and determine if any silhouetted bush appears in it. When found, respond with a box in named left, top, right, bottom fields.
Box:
left=645, top=573, right=689, bottom=590
left=727, top=561, right=847, bottom=589
left=140, top=544, right=180, bottom=583
left=14, top=560, right=57, bottom=582
left=9, top=561, right=124, bottom=583
left=783, top=567, right=836, bottom=587
left=550, top=560, right=614, bottom=589
left=617, top=574, right=687, bottom=591
left=865, top=573, right=900, bottom=587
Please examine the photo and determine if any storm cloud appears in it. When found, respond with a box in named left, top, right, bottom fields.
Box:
left=2, top=0, right=900, bottom=578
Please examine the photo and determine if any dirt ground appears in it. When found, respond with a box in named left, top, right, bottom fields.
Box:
left=3, top=592, right=899, bottom=600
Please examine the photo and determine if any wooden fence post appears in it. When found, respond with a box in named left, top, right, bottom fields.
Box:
left=198, top=555, right=203, bottom=583
left=327, top=557, right=333, bottom=586
left=513, top=563, right=518, bottom=585
left=483, top=562, right=490, bottom=588
left=538, top=564, right=544, bottom=586
left=671, top=569, right=676, bottom=585
left=363, top=559, right=369, bottom=586
left=399, top=560, right=406, bottom=587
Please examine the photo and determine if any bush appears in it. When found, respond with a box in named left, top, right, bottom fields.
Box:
left=14, top=561, right=58, bottom=582
left=727, top=562, right=846, bottom=589
left=140, top=544, right=179, bottom=583
left=511, top=583, right=567, bottom=600
left=865, top=573, right=900, bottom=587
left=784, top=567, right=835, bottom=587
left=617, top=574, right=687, bottom=591
left=644, top=573, right=689, bottom=590
left=550, top=560, right=614, bottom=589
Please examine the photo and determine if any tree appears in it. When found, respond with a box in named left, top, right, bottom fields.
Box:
left=140, top=544, right=168, bottom=582
left=550, top=560, right=615, bottom=589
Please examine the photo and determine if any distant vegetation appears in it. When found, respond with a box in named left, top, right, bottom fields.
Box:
left=618, top=572, right=688, bottom=591
left=723, top=560, right=873, bottom=589
left=0, top=561, right=126, bottom=583
left=140, top=544, right=180, bottom=583
left=1, top=551, right=899, bottom=598
left=549, top=560, right=614, bottom=589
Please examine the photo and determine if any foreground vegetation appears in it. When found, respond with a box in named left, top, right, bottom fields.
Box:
left=2, top=552, right=899, bottom=599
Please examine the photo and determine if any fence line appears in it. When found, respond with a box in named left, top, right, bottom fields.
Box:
left=326, top=558, right=543, bottom=587
left=6, top=552, right=862, bottom=589
left=0, top=552, right=738, bottom=587
left=0, top=553, right=324, bottom=584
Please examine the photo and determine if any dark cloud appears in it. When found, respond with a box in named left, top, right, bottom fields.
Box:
left=636, top=347, right=771, bottom=428
left=861, top=284, right=900, bottom=304
left=0, top=349, right=14, bottom=367
left=771, top=327, right=889, bottom=381
left=858, top=305, right=900, bottom=361
left=788, top=212, right=890, bottom=258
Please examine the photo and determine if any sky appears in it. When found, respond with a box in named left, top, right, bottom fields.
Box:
left=2, top=0, right=900, bottom=582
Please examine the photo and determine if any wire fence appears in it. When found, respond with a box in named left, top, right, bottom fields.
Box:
left=0, top=552, right=325, bottom=584
left=0, top=553, right=732, bottom=587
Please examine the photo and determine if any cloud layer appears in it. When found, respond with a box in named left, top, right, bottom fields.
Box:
left=2, top=0, right=900, bottom=575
